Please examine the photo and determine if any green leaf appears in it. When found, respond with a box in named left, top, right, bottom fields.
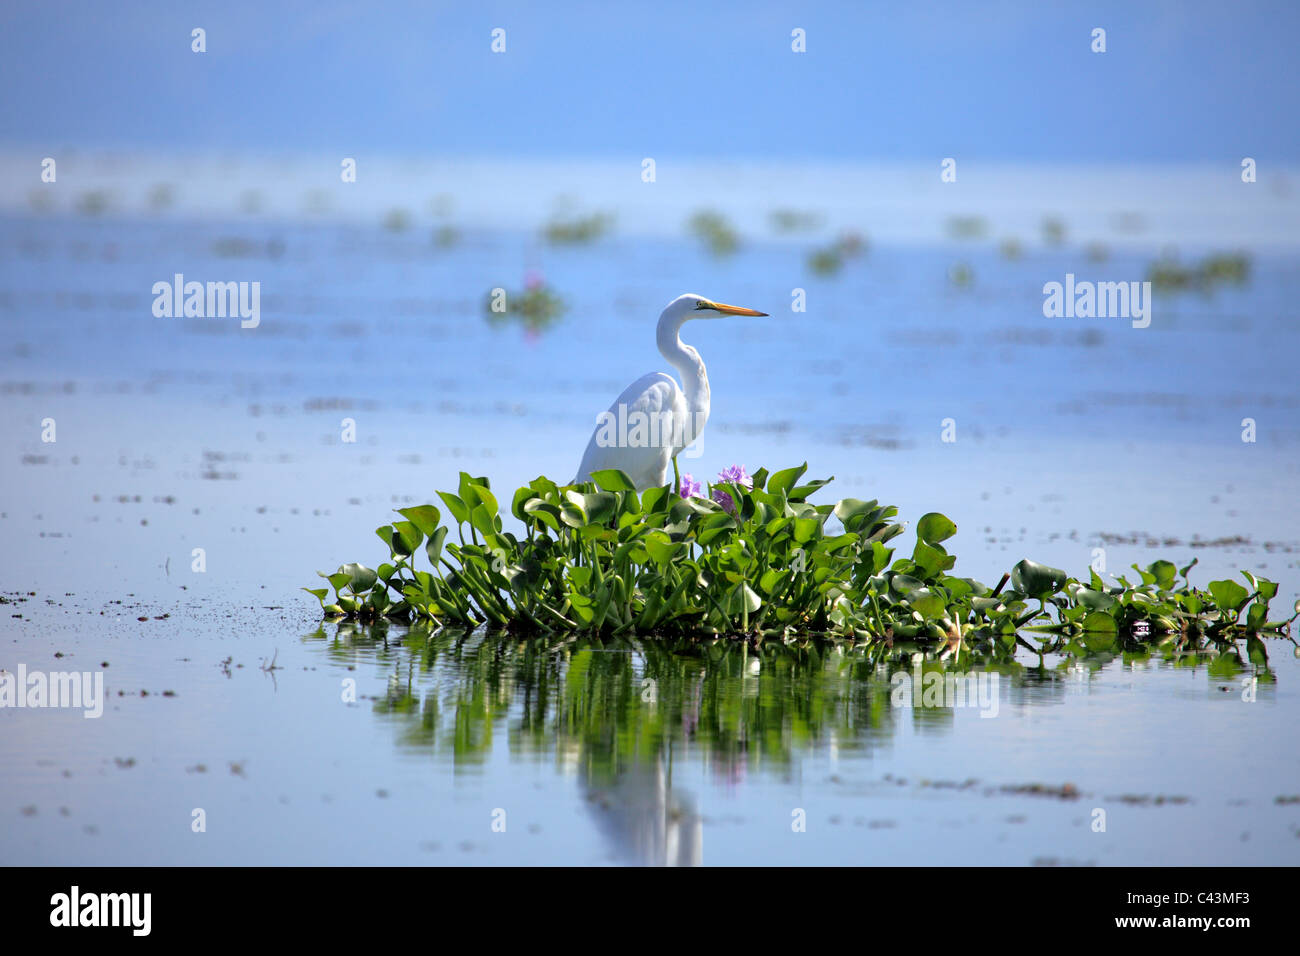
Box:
left=396, top=505, right=442, bottom=538
left=341, top=563, right=378, bottom=594
left=1208, top=578, right=1249, bottom=612
left=911, top=541, right=954, bottom=577
left=642, top=486, right=670, bottom=513
left=907, top=588, right=946, bottom=619
left=590, top=469, right=637, bottom=492
left=470, top=502, right=499, bottom=538
left=319, top=570, right=352, bottom=595
left=1075, top=587, right=1117, bottom=611
left=767, top=462, right=807, bottom=499
left=793, top=516, right=822, bottom=544
left=1083, top=610, right=1117, bottom=634
left=1011, top=559, right=1069, bottom=600
left=916, top=512, right=957, bottom=545
left=582, top=492, right=619, bottom=525
left=392, top=520, right=423, bottom=555
left=437, top=491, right=469, bottom=525
left=301, top=587, right=329, bottom=606
left=1148, top=560, right=1176, bottom=591
left=645, top=531, right=679, bottom=567
left=425, top=526, right=448, bottom=566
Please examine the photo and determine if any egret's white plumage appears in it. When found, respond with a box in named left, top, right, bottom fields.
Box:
left=573, top=293, right=767, bottom=490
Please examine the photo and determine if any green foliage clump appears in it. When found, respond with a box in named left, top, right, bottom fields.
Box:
left=304, top=467, right=1297, bottom=661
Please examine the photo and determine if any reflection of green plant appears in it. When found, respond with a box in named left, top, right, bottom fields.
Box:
left=687, top=210, right=739, bottom=257
left=1148, top=251, right=1250, bottom=292
left=543, top=212, right=613, bottom=245
left=302, top=614, right=1277, bottom=777
left=304, top=467, right=1296, bottom=660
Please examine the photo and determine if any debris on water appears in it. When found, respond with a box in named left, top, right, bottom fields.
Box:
left=1000, top=782, right=1080, bottom=800
left=1112, top=794, right=1191, bottom=806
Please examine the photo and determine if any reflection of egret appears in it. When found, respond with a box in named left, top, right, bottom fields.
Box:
left=573, top=294, right=768, bottom=490
left=582, top=749, right=702, bottom=866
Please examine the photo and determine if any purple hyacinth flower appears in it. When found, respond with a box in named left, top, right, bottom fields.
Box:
left=711, top=464, right=752, bottom=514
left=679, top=473, right=701, bottom=498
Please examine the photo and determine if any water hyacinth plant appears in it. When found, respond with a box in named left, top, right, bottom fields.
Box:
left=304, top=465, right=1297, bottom=662
left=483, top=271, right=566, bottom=335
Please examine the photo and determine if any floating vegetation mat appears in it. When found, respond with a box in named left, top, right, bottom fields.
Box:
left=305, top=465, right=1297, bottom=662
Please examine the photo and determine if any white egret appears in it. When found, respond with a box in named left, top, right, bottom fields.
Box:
left=573, top=293, right=768, bottom=491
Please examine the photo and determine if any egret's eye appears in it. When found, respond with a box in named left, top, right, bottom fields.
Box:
left=695, top=300, right=710, bottom=310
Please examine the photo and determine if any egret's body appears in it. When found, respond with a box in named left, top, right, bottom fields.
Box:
left=573, top=294, right=767, bottom=490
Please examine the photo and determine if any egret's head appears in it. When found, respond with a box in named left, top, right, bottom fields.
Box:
left=669, top=293, right=768, bottom=320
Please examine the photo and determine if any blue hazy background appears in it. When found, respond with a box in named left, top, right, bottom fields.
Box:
left=2, top=0, right=1298, bottom=162
left=4, top=1, right=1300, bottom=869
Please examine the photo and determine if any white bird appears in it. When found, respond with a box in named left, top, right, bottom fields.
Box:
left=573, top=293, right=768, bottom=491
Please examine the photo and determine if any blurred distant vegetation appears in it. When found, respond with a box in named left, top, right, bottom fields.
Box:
left=544, top=211, right=614, bottom=245
left=484, top=275, right=566, bottom=335
left=383, top=208, right=412, bottom=232
left=946, top=215, right=988, bottom=240
left=687, top=209, right=739, bottom=257
left=1147, top=251, right=1251, bottom=292
left=807, top=232, right=868, bottom=276
left=1041, top=215, right=1067, bottom=246
left=768, top=208, right=825, bottom=234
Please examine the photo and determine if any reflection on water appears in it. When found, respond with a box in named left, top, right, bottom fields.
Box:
left=303, top=620, right=1286, bottom=865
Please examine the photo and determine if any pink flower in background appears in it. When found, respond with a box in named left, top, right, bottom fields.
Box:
left=678, top=473, right=701, bottom=498
left=524, top=269, right=544, bottom=291
left=711, top=464, right=752, bottom=514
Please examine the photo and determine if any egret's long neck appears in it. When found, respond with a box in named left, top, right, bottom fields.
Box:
left=657, top=312, right=709, bottom=417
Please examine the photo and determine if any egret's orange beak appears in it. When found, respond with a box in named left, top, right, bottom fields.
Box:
left=707, top=300, right=768, bottom=317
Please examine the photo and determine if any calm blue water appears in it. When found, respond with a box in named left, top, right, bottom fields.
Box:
left=2, top=162, right=1298, bottom=865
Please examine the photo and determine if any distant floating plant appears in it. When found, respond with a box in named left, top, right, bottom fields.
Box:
left=543, top=211, right=614, bottom=245
left=1147, top=251, right=1251, bottom=293
left=687, top=210, right=740, bottom=257
left=807, top=231, right=867, bottom=276
left=484, top=271, right=566, bottom=335
left=304, top=465, right=1297, bottom=663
